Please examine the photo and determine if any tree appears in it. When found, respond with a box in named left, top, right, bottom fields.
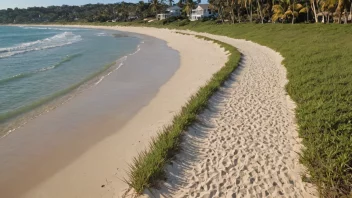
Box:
left=320, top=0, right=337, bottom=23
left=257, top=0, right=264, bottom=23
left=272, top=0, right=290, bottom=22
left=209, top=0, right=226, bottom=22
left=184, top=0, right=195, bottom=17
left=271, top=0, right=307, bottom=23
left=310, top=0, right=319, bottom=22
left=335, top=0, right=350, bottom=23
left=150, top=0, right=161, bottom=15
left=0, top=0, right=351, bottom=24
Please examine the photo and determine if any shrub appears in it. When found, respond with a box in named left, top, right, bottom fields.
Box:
left=162, top=16, right=187, bottom=25
left=162, top=16, right=178, bottom=25
left=201, top=16, right=213, bottom=22
left=178, top=19, right=190, bottom=26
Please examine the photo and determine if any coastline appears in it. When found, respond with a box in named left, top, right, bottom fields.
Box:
left=0, top=26, right=228, bottom=198
left=0, top=27, right=141, bottom=138
left=1, top=57, right=123, bottom=138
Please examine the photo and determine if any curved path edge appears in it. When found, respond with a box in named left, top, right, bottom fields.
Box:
left=142, top=29, right=318, bottom=198
left=15, top=25, right=229, bottom=198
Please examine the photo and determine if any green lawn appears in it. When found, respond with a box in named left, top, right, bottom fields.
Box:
left=183, top=23, right=352, bottom=197
left=82, top=21, right=352, bottom=197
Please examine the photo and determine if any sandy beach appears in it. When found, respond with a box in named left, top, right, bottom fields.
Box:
left=142, top=30, right=317, bottom=198
left=0, top=25, right=316, bottom=198
left=0, top=26, right=228, bottom=198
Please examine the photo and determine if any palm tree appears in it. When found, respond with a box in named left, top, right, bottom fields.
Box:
left=150, top=0, right=164, bottom=15
left=335, top=0, right=350, bottom=23
left=310, top=0, right=320, bottom=22
left=257, top=0, right=264, bottom=23
left=272, top=0, right=305, bottom=23
left=235, top=0, right=246, bottom=22
left=184, top=0, right=195, bottom=17
left=320, top=0, right=337, bottom=23
left=245, top=0, right=253, bottom=22
left=136, top=1, right=145, bottom=18
left=272, top=0, right=290, bottom=22
left=209, top=0, right=226, bottom=22
left=118, top=2, right=129, bottom=21
left=227, top=0, right=237, bottom=23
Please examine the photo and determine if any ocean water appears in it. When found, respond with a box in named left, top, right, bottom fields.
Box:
left=0, top=26, right=141, bottom=135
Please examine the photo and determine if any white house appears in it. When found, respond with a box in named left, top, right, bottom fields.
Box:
left=157, top=13, right=170, bottom=20
left=190, top=4, right=212, bottom=21
left=157, top=5, right=181, bottom=20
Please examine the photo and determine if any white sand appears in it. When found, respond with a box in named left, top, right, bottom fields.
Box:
left=21, top=27, right=228, bottom=198
left=143, top=31, right=318, bottom=198
left=19, top=26, right=316, bottom=198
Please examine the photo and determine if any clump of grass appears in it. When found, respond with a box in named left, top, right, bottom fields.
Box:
left=126, top=35, right=241, bottom=194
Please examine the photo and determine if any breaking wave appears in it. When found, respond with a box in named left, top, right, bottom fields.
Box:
left=96, top=32, right=108, bottom=37
left=20, top=26, right=80, bottom=31
left=0, top=32, right=82, bottom=58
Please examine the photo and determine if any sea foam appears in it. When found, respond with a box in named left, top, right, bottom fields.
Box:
left=0, top=32, right=82, bottom=58
left=21, top=26, right=80, bottom=31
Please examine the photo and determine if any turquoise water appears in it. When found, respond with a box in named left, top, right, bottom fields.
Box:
left=0, top=26, right=140, bottom=128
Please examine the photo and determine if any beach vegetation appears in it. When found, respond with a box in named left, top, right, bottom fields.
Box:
left=2, top=0, right=352, bottom=25
left=114, top=21, right=352, bottom=197
left=178, top=19, right=191, bottom=26
left=2, top=0, right=352, bottom=196
left=126, top=34, right=241, bottom=195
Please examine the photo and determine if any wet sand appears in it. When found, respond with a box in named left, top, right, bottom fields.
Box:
left=0, top=32, right=179, bottom=197
left=0, top=26, right=228, bottom=198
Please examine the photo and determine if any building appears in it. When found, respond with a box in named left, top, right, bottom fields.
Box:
left=190, top=4, right=212, bottom=21
left=167, top=6, right=181, bottom=16
left=157, top=5, right=181, bottom=20
left=157, top=13, right=170, bottom=20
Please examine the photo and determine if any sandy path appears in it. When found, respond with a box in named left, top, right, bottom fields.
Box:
left=148, top=31, right=317, bottom=198
left=8, top=25, right=317, bottom=197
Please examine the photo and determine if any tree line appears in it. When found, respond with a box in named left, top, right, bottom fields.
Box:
left=0, top=0, right=351, bottom=24
left=0, top=2, right=163, bottom=23
left=209, top=0, right=352, bottom=24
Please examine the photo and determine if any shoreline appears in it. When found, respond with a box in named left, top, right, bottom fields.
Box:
left=0, top=26, right=228, bottom=198
left=0, top=57, right=124, bottom=138
left=0, top=27, right=142, bottom=138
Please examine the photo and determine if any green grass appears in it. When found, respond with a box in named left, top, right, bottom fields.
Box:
left=61, top=21, right=352, bottom=196
left=112, top=21, right=352, bottom=197
left=125, top=34, right=241, bottom=195
left=182, top=23, right=352, bottom=198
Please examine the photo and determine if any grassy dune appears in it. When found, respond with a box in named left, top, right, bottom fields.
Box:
left=126, top=34, right=241, bottom=194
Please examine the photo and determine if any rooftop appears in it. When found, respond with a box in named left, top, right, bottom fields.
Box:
left=198, top=4, right=209, bottom=10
